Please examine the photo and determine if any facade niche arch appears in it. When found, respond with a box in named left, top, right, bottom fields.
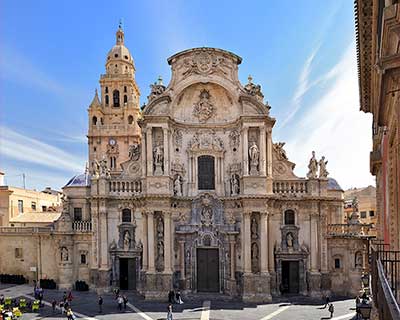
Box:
left=92, top=116, right=97, bottom=125
left=113, top=90, right=120, bottom=107
left=124, top=95, right=128, bottom=104
left=198, top=155, right=215, bottom=190
left=128, top=115, right=134, bottom=124
left=284, top=209, right=295, bottom=225
left=122, top=208, right=132, bottom=223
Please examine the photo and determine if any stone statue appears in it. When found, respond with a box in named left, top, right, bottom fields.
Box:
left=128, top=143, right=141, bottom=161
left=286, top=233, right=293, bottom=248
left=157, top=241, right=164, bottom=258
left=230, top=174, right=240, bottom=196
left=249, top=141, right=260, bottom=174
left=61, top=247, right=69, bottom=262
left=99, top=156, right=110, bottom=178
left=193, top=89, right=214, bottom=122
left=307, top=151, right=318, bottom=179
left=174, top=175, right=182, bottom=196
left=91, top=159, right=100, bottom=178
left=201, top=206, right=213, bottom=226
left=123, top=231, right=131, bottom=251
left=229, top=130, right=240, bottom=148
left=153, top=144, right=164, bottom=165
left=251, top=243, right=259, bottom=268
left=157, top=217, right=164, bottom=236
left=274, top=142, right=288, bottom=160
left=318, top=156, right=329, bottom=178
left=251, top=218, right=258, bottom=239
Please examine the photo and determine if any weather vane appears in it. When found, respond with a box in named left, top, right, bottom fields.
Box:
left=119, top=18, right=124, bottom=30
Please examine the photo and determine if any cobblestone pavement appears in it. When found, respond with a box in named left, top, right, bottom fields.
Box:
left=0, top=285, right=358, bottom=320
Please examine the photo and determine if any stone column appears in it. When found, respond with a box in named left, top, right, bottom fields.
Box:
left=215, top=157, right=220, bottom=192
left=260, top=211, right=269, bottom=273
left=259, top=126, right=266, bottom=176
left=268, top=213, right=275, bottom=272
left=99, top=208, right=108, bottom=269
left=141, top=132, right=147, bottom=178
left=310, top=213, right=319, bottom=272
left=164, top=212, right=172, bottom=273
left=163, top=128, right=169, bottom=175
left=142, top=212, right=148, bottom=270
left=179, top=241, right=185, bottom=279
left=266, top=128, right=273, bottom=177
left=242, top=127, right=249, bottom=176
left=147, top=212, right=155, bottom=273
left=230, top=240, right=236, bottom=280
left=243, top=211, right=251, bottom=273
left=146, top=127, right=153, bottom=176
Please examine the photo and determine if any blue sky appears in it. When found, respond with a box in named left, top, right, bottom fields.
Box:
left=0, top=0, right=374, bottom=190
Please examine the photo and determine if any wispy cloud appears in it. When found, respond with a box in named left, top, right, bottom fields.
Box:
left=0, top=46, right=66, bottom=94
left=283, top=41, right=374, bottom=189
left=0, top=126, right=85, bottom=172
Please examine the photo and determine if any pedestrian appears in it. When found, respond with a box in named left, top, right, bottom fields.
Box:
left=175, top=290, right=183, bottom=304
left=323, top=295, right=330, bottom=308
left=328, top=303, right=334, bottom=318
left=167, top=304, right=173, bottom=320
left=117, top=295, right=123, bottom=311
left=98, top=295, right=103, bottom=313
left=0, top=294, right=4, bottom=305
left=52, top=299, right=57, bottom=313
left=67, top=291, right=73, bottom=305
left=38, top=290, right=44, bottom=307
left=123, top=295, right=128, bottom=310
left=63, top=292, right=67, bottom=303
left=60, top=300, right=65, bottom=314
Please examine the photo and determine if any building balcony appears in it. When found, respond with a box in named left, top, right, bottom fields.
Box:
left=72, top=220, right=92, bottom=232
left=109, top=179, right=142, bottom=196
left=272, top=179, right=308, bottom=194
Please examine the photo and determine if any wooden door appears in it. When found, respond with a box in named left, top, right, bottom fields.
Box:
left=197, top=248, right=219, bottom=292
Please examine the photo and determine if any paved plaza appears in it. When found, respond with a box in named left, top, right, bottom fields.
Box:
left=0, top=284, right=358, bottom=320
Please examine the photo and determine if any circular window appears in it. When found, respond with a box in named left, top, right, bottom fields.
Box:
left=114, top=54, right=118, bottom=58
left=124, top=55, right=128, bottom=59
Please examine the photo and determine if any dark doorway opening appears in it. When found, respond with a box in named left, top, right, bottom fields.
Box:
left=197, top=248, right=219, bottom=292
left=281, top=260, right=299, bottom=294
left=198, top=155, right=215, bottom=190
left=119, top=258, right=136, bottom=290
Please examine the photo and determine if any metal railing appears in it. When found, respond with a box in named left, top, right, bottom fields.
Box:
left=371, top=242, right=400, bottom=319
left=272, top=180, right=308, bottom=194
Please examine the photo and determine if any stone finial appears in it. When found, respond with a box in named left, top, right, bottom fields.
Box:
left=248, top=75, right=253, bottom=84
left=157, top=75, right=163, bottom=85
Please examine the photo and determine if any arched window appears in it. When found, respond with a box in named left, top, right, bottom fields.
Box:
left=124, top=95, right=128, bottom=104
left=105, top=95, right=109, bottom=105
left=122, top=209, right=131, bottom=223
left=92, top=116, right=97, bottom=125
left=124, top=86, right=127, bottom=93
left=198, top=155, right=215, bottom=190
left=100, top=117, right=104, bottom=125
left=284, top=210, right=295, bottom=225
left=128, top=115, right=134, bottom=124
left=113, top=90, right=120, bottom=107
left=105, top=87, right=108, bottom=94
left=110, top=156, right=116, bottom=170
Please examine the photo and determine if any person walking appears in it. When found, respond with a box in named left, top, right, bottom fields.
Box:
left=51, top=300, right=57, bottom=313
left=123, top=295, right=128, bottom=310
left=117, top=295, right=123, bottom=311
left=323, top=295, right=330, bottom=308
left=167, top=304, right=173, bottom=320
left=98, top=296, right=103, bottom=313
left=328, top=303, right=334, bottom=318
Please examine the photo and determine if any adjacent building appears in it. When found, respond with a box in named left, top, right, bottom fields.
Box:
left=344, top=186, right=377, bottom=228
left=0, top=182, right=62, bottom=226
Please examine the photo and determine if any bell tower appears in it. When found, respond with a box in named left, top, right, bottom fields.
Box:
left=88, top=24, right=141, bottom=173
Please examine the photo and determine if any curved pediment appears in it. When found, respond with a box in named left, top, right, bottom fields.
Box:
left=272, top=142, right=298, bottom=179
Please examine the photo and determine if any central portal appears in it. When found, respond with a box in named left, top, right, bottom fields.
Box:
left=119, top=258, right=137, bottom=290
left=197, top=248, right=219, bottom=292
left=281, top=260, right=299, bottom=294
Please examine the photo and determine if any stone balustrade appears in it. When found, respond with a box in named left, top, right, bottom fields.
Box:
left=72, top=220, right=92, bottom=232
left=0, top=227, right=53, bottom=234
left=273, top=180, right=308, bottom=194
left=327, top=223, right=373, bottom=237
left=109, top=179, right=142, bottom=195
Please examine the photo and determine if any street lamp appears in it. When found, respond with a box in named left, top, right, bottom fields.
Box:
left=361, top=273, right=370, bottom=287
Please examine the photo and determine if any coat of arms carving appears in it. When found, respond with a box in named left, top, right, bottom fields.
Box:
left=193, top=89, right=214, bottom=122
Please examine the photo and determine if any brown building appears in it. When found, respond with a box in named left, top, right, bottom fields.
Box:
left=355, top=0, right=400, bottom=318
left=344, top=186, right=377, bottom=230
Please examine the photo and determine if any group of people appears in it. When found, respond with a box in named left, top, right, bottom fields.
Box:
left=111, top=288, right=128, bottom=312
left=168, top=289, right=183, bottom=305
left=322, top=296, right=335, bottom=318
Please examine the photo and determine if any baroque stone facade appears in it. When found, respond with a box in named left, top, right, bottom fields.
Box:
left=0, top=26, right=371, bottom=301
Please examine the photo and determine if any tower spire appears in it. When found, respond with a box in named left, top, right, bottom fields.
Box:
left=116, top=19, right=124, bottom=45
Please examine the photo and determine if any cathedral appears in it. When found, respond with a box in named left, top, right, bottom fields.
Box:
left=0, top=26, right=370, bottom=301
